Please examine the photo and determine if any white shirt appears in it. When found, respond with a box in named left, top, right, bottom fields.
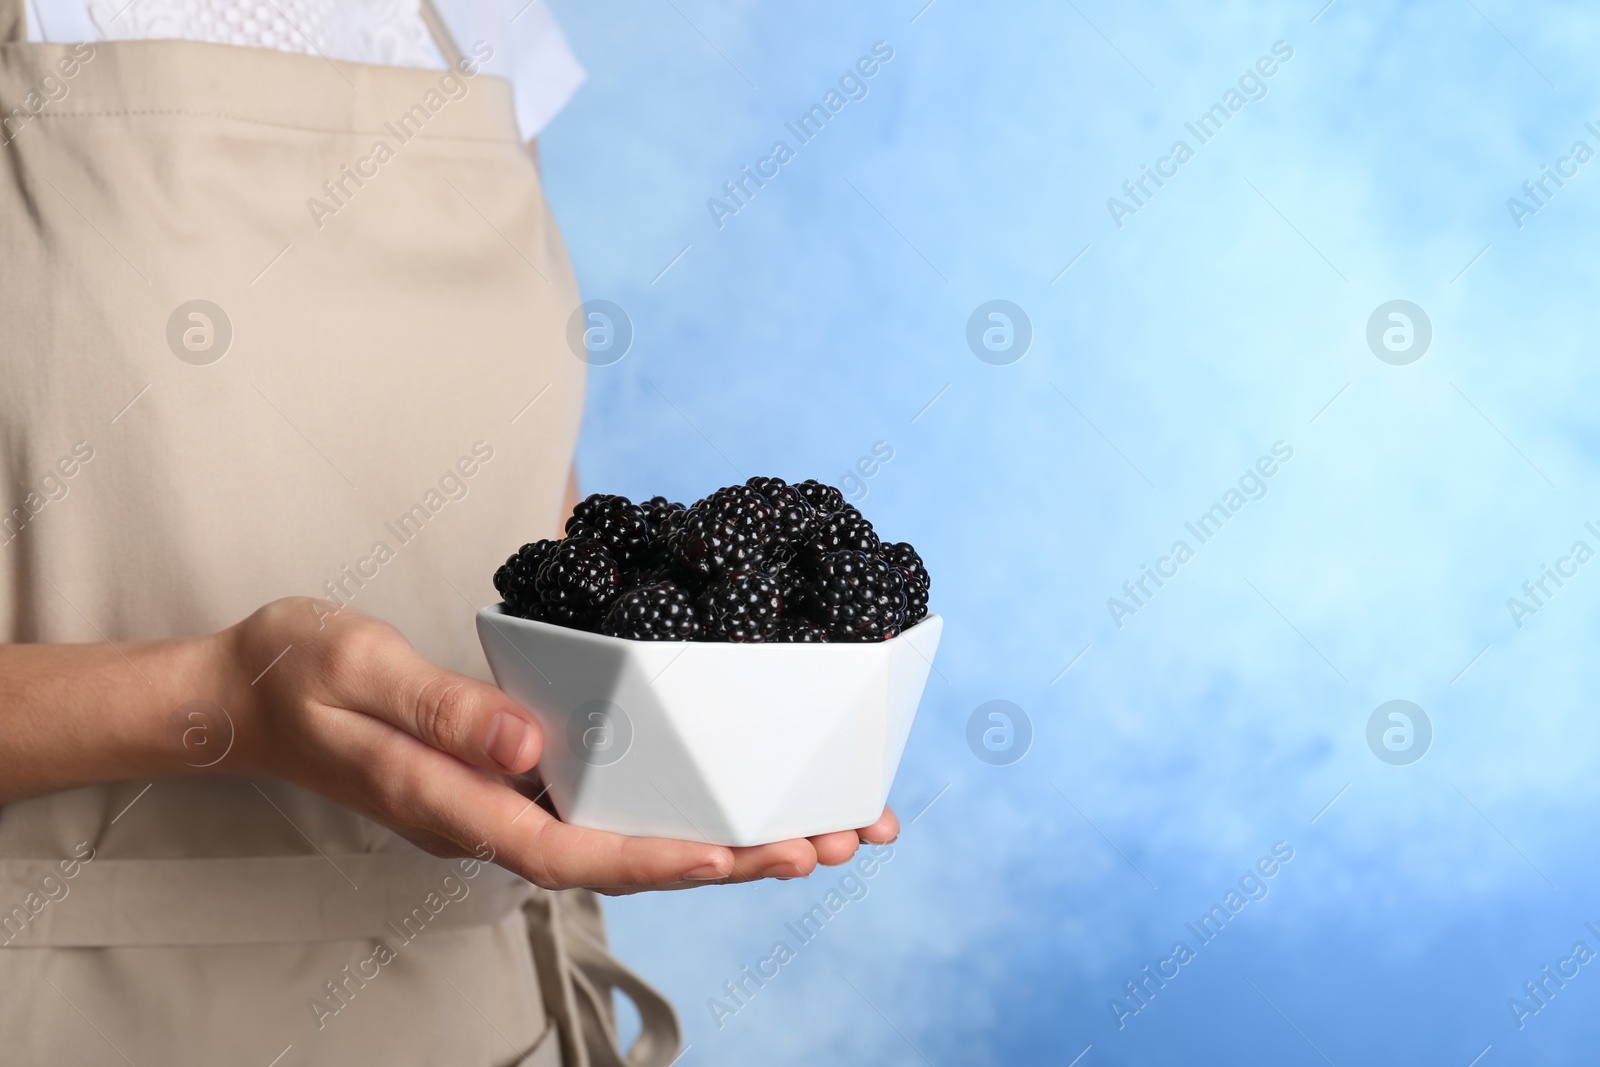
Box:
left=23, top=0, right=583, bottom=140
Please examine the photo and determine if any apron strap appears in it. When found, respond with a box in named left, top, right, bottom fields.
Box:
left=417, top=0, right=467, bottom=73
left=0, top=0, right=25, bottom=46
left=525, top=890, right=683, bottom=1067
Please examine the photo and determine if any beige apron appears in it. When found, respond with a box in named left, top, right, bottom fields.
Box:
left=0, top=3, right=679, bottom=1064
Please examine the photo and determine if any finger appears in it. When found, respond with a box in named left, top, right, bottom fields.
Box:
left=516, top=814, right=744, bottom=891
left=612, top=825, right=881, bottom=887
left=321, top=707, right=737, bottom=891
left=600, top=838, right=826, bottom=895
left=321, top=625, right=545, bottom=776
left=722, top=839, right=819, bottom=881
left=808, top=829, right=865, bottom=867
left=856, top=805, right=899, bottom=844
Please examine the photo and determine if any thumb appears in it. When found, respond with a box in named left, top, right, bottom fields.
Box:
left=337, top=636, right=545, bottom=774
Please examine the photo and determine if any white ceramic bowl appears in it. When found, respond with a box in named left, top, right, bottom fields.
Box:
left=476, top=605, right=943, bottom=847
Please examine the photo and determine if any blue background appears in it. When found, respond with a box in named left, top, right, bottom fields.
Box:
left=542, top=1, right=1600, bottom=1063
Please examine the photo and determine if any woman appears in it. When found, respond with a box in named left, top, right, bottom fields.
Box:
left=0, top=3, right=897, bottom=1064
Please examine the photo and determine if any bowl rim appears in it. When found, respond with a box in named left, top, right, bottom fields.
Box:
left=478, top=602, right=941, bottom=651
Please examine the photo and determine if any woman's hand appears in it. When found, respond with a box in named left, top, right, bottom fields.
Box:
left=221, top=597, right=895, bottom=892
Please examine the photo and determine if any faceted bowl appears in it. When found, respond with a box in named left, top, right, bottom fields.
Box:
left=476, top=605, right=943, bottom=847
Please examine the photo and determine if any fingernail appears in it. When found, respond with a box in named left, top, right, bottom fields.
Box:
left=483, top=711, right=533, bottom=771
left=683, top=863, right=728, bottom=881
left=760, top=863, right=804, bottom=880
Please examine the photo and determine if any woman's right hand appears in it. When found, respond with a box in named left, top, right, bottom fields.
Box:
left=217, top=597, right=885, bottom=893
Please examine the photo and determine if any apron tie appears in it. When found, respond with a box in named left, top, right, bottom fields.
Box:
left=524, top=889, right=683, bottom=1067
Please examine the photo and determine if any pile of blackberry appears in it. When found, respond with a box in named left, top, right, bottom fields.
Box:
left=493, top=478, right=930, bottom=642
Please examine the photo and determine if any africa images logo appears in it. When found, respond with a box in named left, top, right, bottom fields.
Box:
left=166, top=300, right=233, bottom=365
left=1365, top=700, right=1431, bottom=766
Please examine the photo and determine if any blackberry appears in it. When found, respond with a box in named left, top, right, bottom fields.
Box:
left=535, top=538, right=623, bottom=629
left=653, top=505, right=688, bottom=547
left=744, top=476, right=789, bottom=500
left=794, top=479, right=846, bottom=517
left=805, top=549, right=906, bottom=642
left=696, top=568, right=784, bottom=642
left=878, top=541, right=930, bottom=624
left=775, top=618, right=828, bottom=643
left=494, top=539, right=557, bottom=619
left=641, top=495, right=686, bottom=536
left=565, top=494, right=650, bottom=566
left=800, top=505, right=880, bottom=569
left=667, top=514, right=737, bottom=583
left=602, top=581, right=701, bottom=641
left=621, top=561, right=674, bottom=592
left=668, top=485, right=778, bottom=582
left=764, top=557, right=806, bottom=606
left=645, top=500, right=688, bottom=569
left=748, top=476, right=819, bottom=559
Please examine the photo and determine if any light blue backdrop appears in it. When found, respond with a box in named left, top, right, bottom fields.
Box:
left=541, top=1, right=1600, bottom=1063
